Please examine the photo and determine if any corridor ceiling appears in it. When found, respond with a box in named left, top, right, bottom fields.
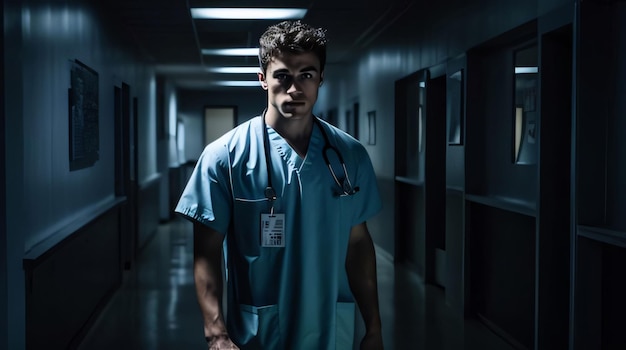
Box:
left=104, top=0, right=414, bottom=89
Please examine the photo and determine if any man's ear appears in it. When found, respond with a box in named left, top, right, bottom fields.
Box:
left=319, top=71, right=324, bottom=86
left=258, top=72, right=268, bottom=90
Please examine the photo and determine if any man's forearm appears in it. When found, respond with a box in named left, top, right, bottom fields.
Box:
left=346, top=223, right=382, bottom=333
left=193, top=223, right=229, bottom=338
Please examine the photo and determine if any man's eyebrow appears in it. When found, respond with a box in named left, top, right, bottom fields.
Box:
left=272, top=66, right=319, bottom=74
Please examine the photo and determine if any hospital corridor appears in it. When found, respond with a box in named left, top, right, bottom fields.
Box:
left=3, top=0, right=626, bottom=349
left=75, top=219, right=515, bottom=350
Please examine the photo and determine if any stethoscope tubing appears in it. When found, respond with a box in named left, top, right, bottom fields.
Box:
left=261, top=110, right=357, bottom=199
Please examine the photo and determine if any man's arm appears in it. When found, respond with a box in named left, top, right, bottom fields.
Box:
left=193, top=222, right=239, bottom=349
left=345, top=222, right=384, bottom=349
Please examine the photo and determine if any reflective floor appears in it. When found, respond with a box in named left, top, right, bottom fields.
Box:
left=78, top=219, right=515, bottom=350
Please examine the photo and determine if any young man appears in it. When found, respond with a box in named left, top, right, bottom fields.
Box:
left=176, top=20, right=384, bottom=350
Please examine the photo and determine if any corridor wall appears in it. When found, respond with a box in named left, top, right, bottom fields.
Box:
left=4, top=1, right=161, bottom=348
left=315, top=0, right=570, bottom=259
left=315, top=0, right=575, bottom=349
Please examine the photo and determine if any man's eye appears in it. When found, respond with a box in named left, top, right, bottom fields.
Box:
left=301, top=73, right=313, bottom=80
left=275, top=74, right=290, bottom=81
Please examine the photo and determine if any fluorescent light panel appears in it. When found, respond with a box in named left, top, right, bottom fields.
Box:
left=208, top=67, right=260, bottom=74
left=191, top=8, right=307, bottom=20
left=215, top=81, right=260, bottom=87
left=515, top=67, right=538, bottom=74
left=202, top=48, right=258, bottom=56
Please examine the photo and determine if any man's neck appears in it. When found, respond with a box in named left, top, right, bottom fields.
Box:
left=265, top=109, right=314, bottom=158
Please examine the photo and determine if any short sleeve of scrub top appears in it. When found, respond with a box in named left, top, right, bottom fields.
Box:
left=175, top=138, right=233, bottom=235
left=349, top=144, right=382, bottom=226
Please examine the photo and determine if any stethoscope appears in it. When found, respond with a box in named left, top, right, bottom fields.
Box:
left=261, top=110, right=360, bottom=203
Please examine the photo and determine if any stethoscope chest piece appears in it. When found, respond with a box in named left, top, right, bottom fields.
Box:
left=264, top=186, right=277, bottom=201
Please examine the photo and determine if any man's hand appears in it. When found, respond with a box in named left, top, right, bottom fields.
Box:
left=208, top=335, right=240, bottom=350
left=360, top=331, right=384, bottom=350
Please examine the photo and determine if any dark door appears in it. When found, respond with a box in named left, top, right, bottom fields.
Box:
left=394, top=66, right=446, bottom=283
left=115, top=83, right=138, bottom=270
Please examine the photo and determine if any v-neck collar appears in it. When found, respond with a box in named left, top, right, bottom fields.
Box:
left=266, top=120, right=322, bottom=173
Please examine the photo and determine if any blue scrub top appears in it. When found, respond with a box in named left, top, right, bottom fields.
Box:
left=176, top=116, right=381, bottom=350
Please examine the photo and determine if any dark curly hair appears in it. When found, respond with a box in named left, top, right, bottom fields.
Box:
left=258, top=20, right=327, bottom=74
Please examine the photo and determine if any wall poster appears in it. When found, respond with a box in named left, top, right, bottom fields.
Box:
left=69, top=59, right=99, bottom=171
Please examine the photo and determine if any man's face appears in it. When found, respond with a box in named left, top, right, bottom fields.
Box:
left=259, top=52, right=323, bottom=120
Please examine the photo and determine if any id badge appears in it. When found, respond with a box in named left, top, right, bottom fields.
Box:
left=260, top=213, right=285, bottom=247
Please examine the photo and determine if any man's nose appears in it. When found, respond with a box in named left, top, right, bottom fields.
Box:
left=286, top=79, right=301, bottom=94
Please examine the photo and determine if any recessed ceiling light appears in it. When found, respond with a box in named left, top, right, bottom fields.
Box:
left=201, top=48, right=259, bottom=56
left=207, top=67, right=260, bottom=74
left=190, top=8, right=307, bottom=20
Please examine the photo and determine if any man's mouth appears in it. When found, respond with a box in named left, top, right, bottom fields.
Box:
left=284, top=101, right=305, bottom=109
left=285, top=101, right=305, bottom=106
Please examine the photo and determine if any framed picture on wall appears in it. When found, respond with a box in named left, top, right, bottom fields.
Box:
left=69, top=59, right=99, bottom=171
left=367, top=110, right=376, bottom=145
